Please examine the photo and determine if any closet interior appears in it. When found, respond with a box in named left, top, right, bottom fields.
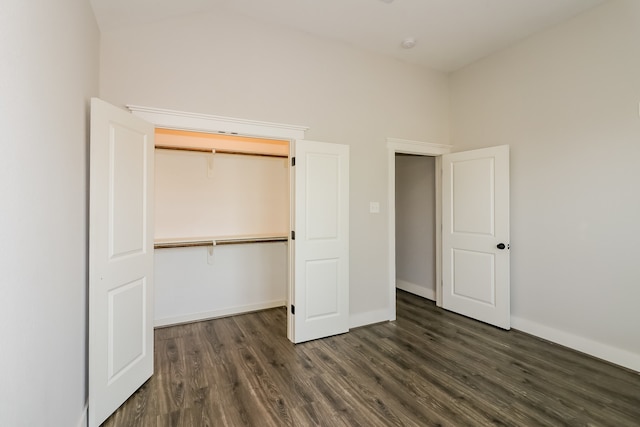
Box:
left=153, top=128, right=290, bottom=327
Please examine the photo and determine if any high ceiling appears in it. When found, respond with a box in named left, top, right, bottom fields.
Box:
left=90, top=0, right=607, bottom=71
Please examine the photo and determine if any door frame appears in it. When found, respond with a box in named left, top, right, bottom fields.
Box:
left=386, top=138, right=452, bottom=320
left=127, top=105, right=308, bottom=339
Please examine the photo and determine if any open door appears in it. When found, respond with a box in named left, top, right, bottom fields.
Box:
left=442, top=145, right=510, bottom=329
left=289, top=140, right=349, bottom=343
left=89, top=98, right=155, bottom=426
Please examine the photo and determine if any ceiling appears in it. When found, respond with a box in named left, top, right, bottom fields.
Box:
left=90, top=0, right=607, bottom=72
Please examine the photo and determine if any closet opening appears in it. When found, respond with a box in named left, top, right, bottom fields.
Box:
left=395, top=154, right=436, bottom=302
left=152, top=128, right=291, bottom=331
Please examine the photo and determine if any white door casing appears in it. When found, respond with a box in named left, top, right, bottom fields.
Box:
left=89, top=98, right=155, bottom=426
left=291, top=140, right=349, bottom=343
left=128, top=105, right=307, bottom=342
left=386, top=138, right=452, bottom=321
left=442, top=145, right=510, bottom=329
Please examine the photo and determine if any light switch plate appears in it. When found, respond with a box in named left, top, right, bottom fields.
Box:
left=369, top=202, right=380, bottom=214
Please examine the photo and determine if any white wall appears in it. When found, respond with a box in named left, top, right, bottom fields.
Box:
left=155, top=150, right=289, bottom=239
left=99, top=9, right=450, bottom=325
left=155, top=244, right=287, bottom=326
left=450, top=0, right=640, bottom=371
left=0, top=1, right=99, bottom=426
left=395, top=155, right=436, bottom=300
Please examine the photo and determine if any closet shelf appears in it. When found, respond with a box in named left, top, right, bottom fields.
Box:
left=154, top=234, right=289, bottom=249
left=156, top=145, right=288, bottom=159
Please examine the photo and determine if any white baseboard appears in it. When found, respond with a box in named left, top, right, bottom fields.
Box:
left=396, top=279, right=435, bottom=301
left=154, top=300, right=287, bottom=328
left=349, top=308, right=390, bottom=329
left=349, top=281, right=435, bottom=328
left=511, top=316, right=640, bottom=373
left=157, top=301, right=395, bottom=332
left=77, top=403, right=88, bottom=427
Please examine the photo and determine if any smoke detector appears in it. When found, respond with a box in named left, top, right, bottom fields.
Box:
left=401, top=37, right=417, bottom=49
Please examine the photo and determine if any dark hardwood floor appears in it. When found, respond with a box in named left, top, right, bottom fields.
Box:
left=102, top=290, right=640, bottom=426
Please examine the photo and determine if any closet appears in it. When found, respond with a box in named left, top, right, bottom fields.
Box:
left=153, top=128, right=290, bottom=327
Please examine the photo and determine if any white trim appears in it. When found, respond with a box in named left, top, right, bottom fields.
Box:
left=77, top=403, right=88, bottom=427
left=386, top=138, right=453, bottom=155
left=349, top=308, right=390, bottom=329
left=154, top=300, right=287, bottom=328
left=387, top=138, right=451, bottom=321
left=434, top=155, right=442, bottom=308
left=512, top=316, right=640, bottom=373
left=127, top=105, right=308, bottom=140
left=396, top=279, right=435, bottom=301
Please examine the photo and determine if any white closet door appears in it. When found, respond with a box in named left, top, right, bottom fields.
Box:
left=88, top=98, right=155, bottom=427
left=442, top=145, right=510, bottom=329
left=290, top=140, right=349, bottom=343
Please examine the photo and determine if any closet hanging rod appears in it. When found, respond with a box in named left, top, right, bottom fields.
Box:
left=154, top=236, right=288, bottom=249
left=155, top=145, right=288, bottom=159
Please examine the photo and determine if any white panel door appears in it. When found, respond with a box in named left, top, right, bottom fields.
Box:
left=442, top=145, right=510, bottom=329
left=290, top=140, right=349, bottom=343
left=89, top=98, right=155, bottom=426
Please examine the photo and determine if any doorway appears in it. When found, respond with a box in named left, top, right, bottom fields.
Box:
left=395, top=154, right=436, bottom=301
left=386, top=138, right=451, bottom=321
left=152, top=128, right=291, bottom=328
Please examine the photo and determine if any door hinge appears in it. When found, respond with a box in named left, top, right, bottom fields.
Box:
left=291, top=157, right=296, bottom=166
left=291, top=230, right=295, bottom=240
left=291, top=304, right=295, bottom=315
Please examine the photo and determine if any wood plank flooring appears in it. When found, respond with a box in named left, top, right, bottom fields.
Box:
left=102, top=290, right=640, bottom=426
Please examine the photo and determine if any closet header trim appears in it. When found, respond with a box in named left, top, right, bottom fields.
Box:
left=128, top=105, right=308, bottom=140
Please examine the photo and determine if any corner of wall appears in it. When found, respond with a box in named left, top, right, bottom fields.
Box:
left=349, top=308, right=392, bottom=329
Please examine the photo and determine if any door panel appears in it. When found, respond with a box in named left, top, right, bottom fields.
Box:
left=452, top=249, right=495, bottom=304
left=108, top=278, right=146, bottom=380
left=452, top=157, right=494, bottom=235
left=110, top=125, right=147, bottom=257
left=306, top=259, right=339, bottom=318
left=291, top=140, right=349, bottom=343
left=306, top=154, right=339, bottom=239
left=442, top=145, right=510, bottom=329
left=89, top=98, right=155, bottom=426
